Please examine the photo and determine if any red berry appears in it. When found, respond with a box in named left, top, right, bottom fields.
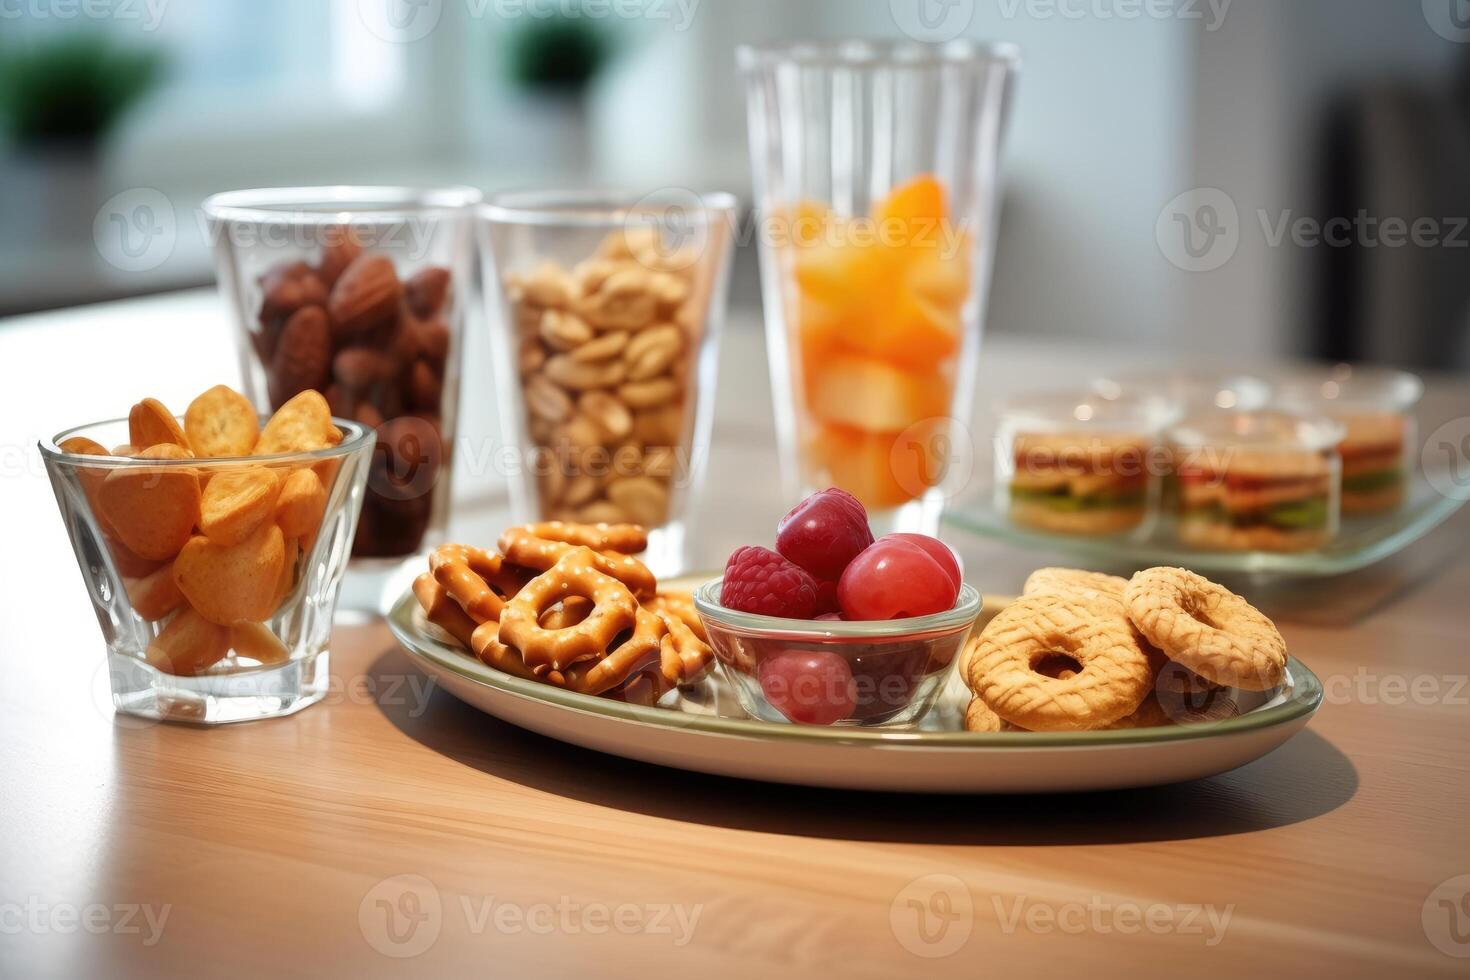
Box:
left=885, top=533, right=962, bottom=591
left=813, top=578, right=840, bottom=615
left=837, top=537, right=960, bottom=620
left=775, top=488, right=875, bottom=583
left=721, top=546, right=820, bottom=619
left=758, top=649, right=856, bottom=725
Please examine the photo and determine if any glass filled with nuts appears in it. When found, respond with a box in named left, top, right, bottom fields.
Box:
left=204, top=186, right=480, bottom=564
left=479, top=190, right=737, bottom=572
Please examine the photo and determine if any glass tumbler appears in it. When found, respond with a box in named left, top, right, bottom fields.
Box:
left=203, top=186, right=481, bottom=562
left=41, top=418, right=374, bottom=724
left=740, top=40, right=1021, bottom=532
left=479, top=190, right=737, bottom=573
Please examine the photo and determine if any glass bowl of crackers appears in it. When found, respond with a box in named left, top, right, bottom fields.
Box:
left=40, top=386, right=374, bottom=724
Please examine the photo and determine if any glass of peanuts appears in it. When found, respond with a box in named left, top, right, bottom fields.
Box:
left=479, top=190, right=737, bottom=572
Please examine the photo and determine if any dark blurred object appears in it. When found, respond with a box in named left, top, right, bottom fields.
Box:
left=0, top=34, right=164, bottom=148
left=1316, top=55, right=1470, bottom=371
left=504, top=12, right=612, bottom=93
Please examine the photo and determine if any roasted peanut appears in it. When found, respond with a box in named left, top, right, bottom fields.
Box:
left=539, top=309, right=594, bottom=351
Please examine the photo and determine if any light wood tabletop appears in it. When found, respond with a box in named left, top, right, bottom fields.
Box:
left=3, top=291, right=1469, bottom=978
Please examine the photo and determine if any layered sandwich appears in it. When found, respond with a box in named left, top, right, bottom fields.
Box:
left=1008, top=433, right=1151, bottom=535
left=1174, top=447, right=1336, bottom=552
left=1337, top=413, right=1407, bottom=515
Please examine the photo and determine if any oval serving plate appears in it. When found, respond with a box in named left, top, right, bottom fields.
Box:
left=385, top=585, right=1323, bottom=794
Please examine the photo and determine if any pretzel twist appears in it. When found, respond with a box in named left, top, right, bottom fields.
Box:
left=412, top=573, right=478, bottom=648
left=498, top=525, right=657, bottom=600
left=497, top=547, right=639, bottom=675
left=429, top=544, right=534, bottom=623
left=553, top=605, right=666, bottom=696
left=654, top=607, right=714, bottom=685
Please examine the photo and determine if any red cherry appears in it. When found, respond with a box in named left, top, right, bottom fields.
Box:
left=776, top=488, right=875, bottom=583
left=884, top=533, right=962, bottom=591
left=758, top=649, right=856, bottom=725
left=837, top=538, right=960, bottom=620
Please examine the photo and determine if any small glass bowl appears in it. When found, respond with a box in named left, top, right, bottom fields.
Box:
left=1267, top=364, right=1423, bottom=516
left=40, top=416, right=375, bottom=724
left=994, top=391, right=1179, bottom=539
left=1167, top=410, right=1345, bottom=553
left=693, top=580, right=982, bottom=727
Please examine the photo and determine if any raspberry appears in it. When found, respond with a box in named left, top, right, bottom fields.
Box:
left=721, top=545, right=820, bottom=619
left=776, top=487, right=875, bottom=583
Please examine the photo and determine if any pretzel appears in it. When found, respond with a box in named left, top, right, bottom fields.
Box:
left=470, top=621, right=539, bottom=681
left=496, top=546, right=640, bottom=676
left=429, top=544, right=534, bottom=623
left=412, top=573, right=478, bottom=648
left=553, top=605, right=666, bottom=695
left=654, top=606, right=714, bottom=684
left=498, top=524, right=657, bottom=599
left=509, top=520, right=648, bottom=555
left=646, top=589, right=707, bottom=643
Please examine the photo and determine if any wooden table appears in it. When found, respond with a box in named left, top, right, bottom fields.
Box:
left=4, top=291, right=1469, bottom=978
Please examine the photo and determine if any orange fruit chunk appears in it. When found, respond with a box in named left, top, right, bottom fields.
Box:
left=873, top=174, right=948, bottom=227
left=808, top=424, right=914, bottom=510
left=806, top=355, right=950, bottom=433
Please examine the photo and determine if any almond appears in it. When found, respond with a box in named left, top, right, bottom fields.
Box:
left=268, top=306, right=332, bottom=405
left=328, top=254, right=401, bottom=340
left=404, top=266, right=451, bottom=318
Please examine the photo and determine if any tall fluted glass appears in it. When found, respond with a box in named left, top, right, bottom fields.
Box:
left=740, top=40, right=1019, bottom=531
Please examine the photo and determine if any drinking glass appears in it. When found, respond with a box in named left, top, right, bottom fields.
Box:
left=478, top=190, right=737, bottom=574
left=42, top=418, right=375, bottom=724
left=203, top=186, right=481, bottom=563
left=740, top=39, right=1020, bottom=532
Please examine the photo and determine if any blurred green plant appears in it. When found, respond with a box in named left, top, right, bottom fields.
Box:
left=0, top=34, right=165, bottom=148
left=503, top=11, right=614, bottom=94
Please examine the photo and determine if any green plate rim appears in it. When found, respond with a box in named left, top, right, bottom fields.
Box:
left=386, top=591, right=1323, bottom=749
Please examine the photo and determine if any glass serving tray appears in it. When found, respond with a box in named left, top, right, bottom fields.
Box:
left=943, top=472, right=1466, bottom=577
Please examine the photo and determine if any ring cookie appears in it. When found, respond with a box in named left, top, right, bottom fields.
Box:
left=1124, top=567, right=1285, bottom=690
left=1023, top=567, right=1129, bottom=601
left=967, top=592, right=1153, bottom=732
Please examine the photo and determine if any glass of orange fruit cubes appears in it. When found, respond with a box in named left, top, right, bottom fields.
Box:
left=740, top=40, right=1020, bottom=529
